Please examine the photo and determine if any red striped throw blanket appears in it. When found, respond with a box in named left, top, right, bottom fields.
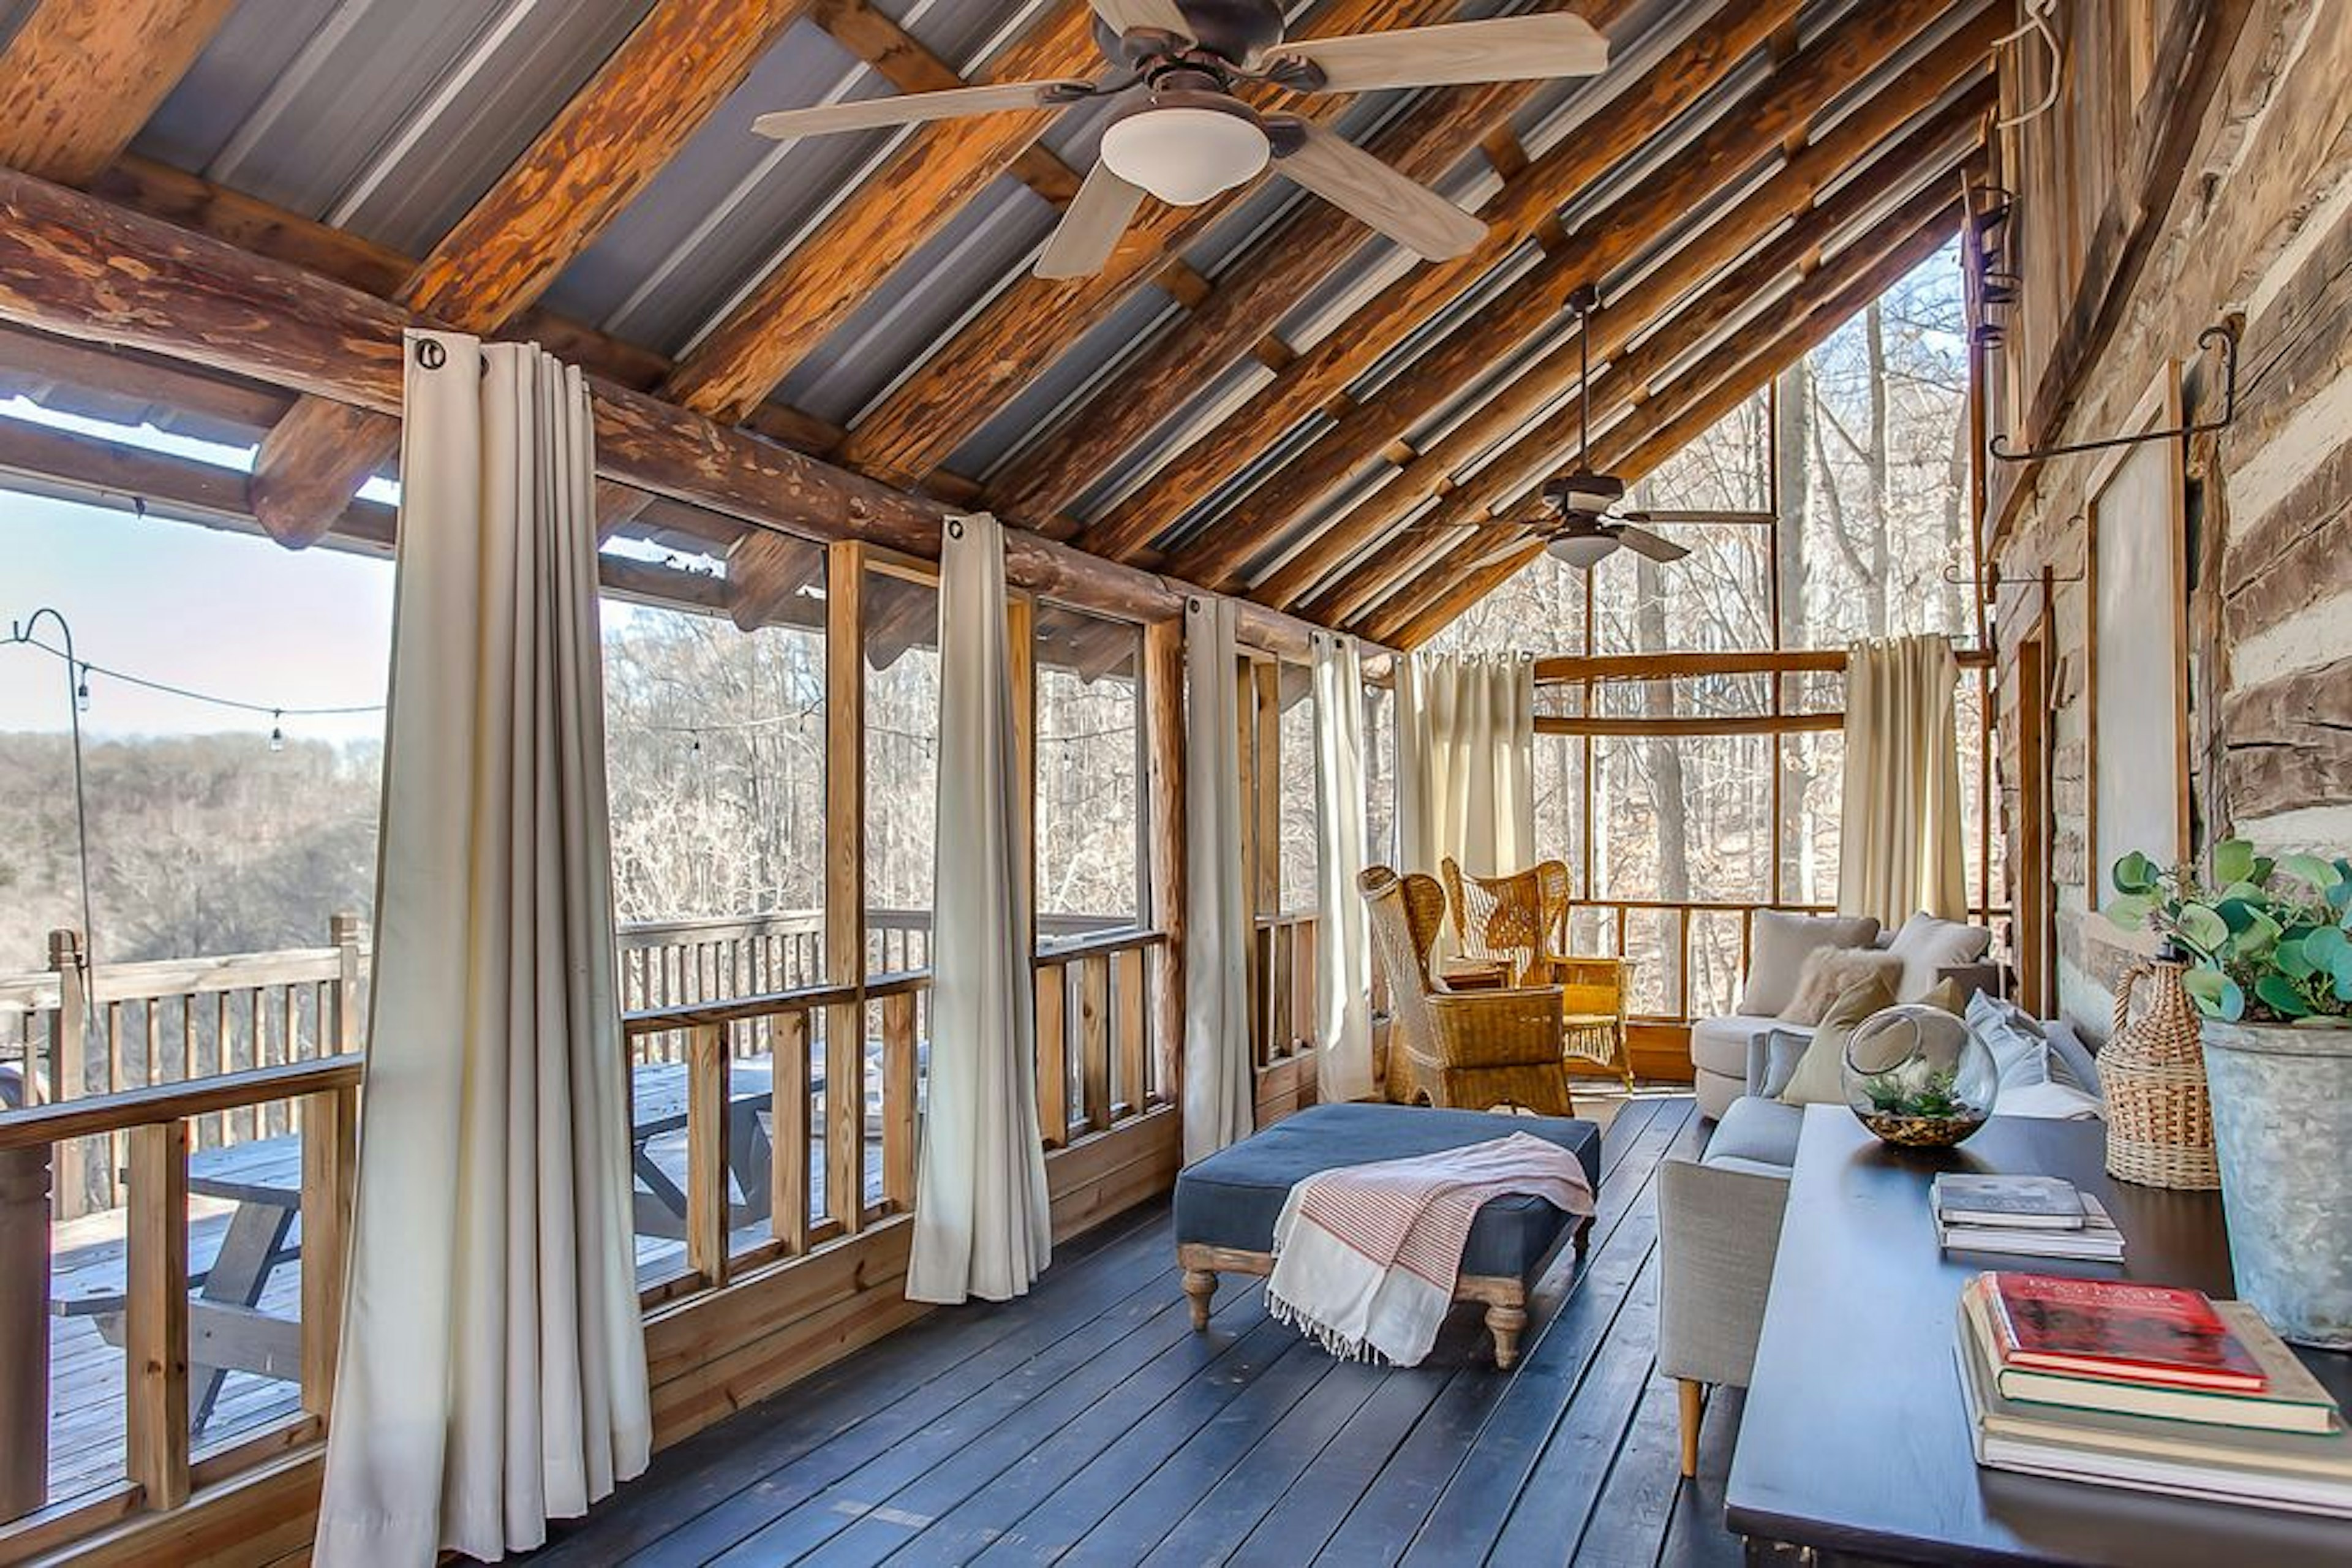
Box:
left=1265, top=1132, right=1595, bottom=1366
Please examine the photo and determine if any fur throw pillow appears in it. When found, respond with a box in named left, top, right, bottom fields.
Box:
left=1784, top=947, right=1906, bottom=1026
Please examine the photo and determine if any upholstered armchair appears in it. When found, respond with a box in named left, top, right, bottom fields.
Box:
left=1360, top=866, right=1576, bottom=1117
left=1439, top=857, right=1573, bottom=986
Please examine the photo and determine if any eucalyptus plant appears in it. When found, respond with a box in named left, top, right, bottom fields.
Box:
left=2105, top=839, right=2352, bottom=1023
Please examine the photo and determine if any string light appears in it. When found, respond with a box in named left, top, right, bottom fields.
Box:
left=268, top=710, right=285, bottom=753
left=75, top=663, right=90, bottom=712
left=10, top=635, right=383, bottom=721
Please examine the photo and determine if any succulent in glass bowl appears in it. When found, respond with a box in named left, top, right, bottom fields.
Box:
left=1840, top=1003, right=1998, bottom=1148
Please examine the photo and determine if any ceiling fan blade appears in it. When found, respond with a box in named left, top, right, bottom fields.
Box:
left=1465, top=534, right=1542, bottom=571
left=1617, top=508, right=1776, bottom=525
left=1273, top=120, right=1485, bottom=262
left=752, top=80, right=1091, bottom=141
left=1267, top=15, right=1608, bottom=94
left=1089, top=0, right=1194, bottom=39
left=1616, top=525, right=1692, bottom=563
left=1035, top=163, right=1148, bottom=279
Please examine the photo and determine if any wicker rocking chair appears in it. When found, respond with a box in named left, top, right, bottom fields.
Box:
left=1441, top=858, right=1636, bottom=1091
left=1360, top=866, right=1575, bottom=1117
left=1439, top=857, right=1573, bottom=986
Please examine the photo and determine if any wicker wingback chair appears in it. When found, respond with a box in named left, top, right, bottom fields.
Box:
left=1439, top=858, right=1572, bottom=986
left=1360, top=866, right=1575, bottom=1117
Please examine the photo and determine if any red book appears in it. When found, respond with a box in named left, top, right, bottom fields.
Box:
left=1980, top=1272, right=2269, bottom=1394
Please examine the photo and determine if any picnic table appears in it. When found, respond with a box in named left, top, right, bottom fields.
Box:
left=47, top=1055, right=793, bottom=1436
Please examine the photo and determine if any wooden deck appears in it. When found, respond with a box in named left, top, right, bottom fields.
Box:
left=517, top=1095, right=1735, bottom=1567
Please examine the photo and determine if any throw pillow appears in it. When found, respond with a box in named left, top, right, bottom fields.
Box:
left=1736, top=910, right=1881, bottom=1017
left=1885, top=911, right=1992, bottom=1002
left=1962, top=990, right=2104, bottom=1119
left=1778, top=972, right=1898, bottom=1107
left=1757, top=1028, right=1814, bottom=1099
left=1785, top=947, right=1907, bottom=1026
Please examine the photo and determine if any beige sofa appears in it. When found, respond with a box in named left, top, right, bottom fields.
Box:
left=1689, top=910, right=1996, bottom=1119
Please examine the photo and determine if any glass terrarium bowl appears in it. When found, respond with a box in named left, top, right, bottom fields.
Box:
left=1840, top=1003, right=1999, bottom=1148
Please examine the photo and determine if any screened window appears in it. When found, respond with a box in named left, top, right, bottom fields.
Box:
left=1035, top=603, right=1143, bottom=938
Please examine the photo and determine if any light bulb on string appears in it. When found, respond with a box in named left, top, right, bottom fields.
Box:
left=689, top=729, right=702, bottom=756
left=268, top=710, right=285, bottom=753
left=75, top=665, right=91, bottom=712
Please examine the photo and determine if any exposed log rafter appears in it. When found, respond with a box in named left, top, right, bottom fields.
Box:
left=243, top=0, right=821, bottom=548
left=0, top=0, right=237, bottom=186
left=1165, top=0, right=1976, bottom=593
left=1365, top=198, right=1964, bottom=646
left=1060, top=0, right=1814, bottom=564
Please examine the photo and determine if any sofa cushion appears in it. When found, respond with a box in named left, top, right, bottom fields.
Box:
left=1174, top=1102, right=1601, bottom=1280
left=1700, top=1093, right=1804, bottom=1177
left=1885, top=911, right=1992, bottom=1002
left=1785, top=947, right=1907, bottom=1025
left=1779, top=973, right=1897, bottom=1106
left=1690, top=1014, right=1797, bottom=1082
left=1736, top=911, right=1881, bottom=1017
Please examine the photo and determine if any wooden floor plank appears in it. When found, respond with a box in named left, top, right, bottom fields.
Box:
left=725, top=1287, right=1212, bottom=1565
left=1482, top=1250, right=1664, bottom=1565
left=524, top=1207, right=1167, bottom=1565
left=1570, top=1361, right=1686, bottom=1567
left=499, top=1097, right=1741, bottom=1568
left=617, top=1223, right=1179, bottom=1566
left=1390, top=1102, right=1690, bottom=1563
left=881, top=1292, right=1292, bottom=1566
left=1655, top=1385, right=1745, bottom=1568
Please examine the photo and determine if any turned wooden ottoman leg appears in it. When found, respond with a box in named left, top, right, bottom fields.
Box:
left=1485, top=1302, right=1529, bottom=1370
left=1182, top=1268, right=1218, bottom=1330
left=1573, top=1215, right=1593, bottom=1260
left=1678, top=1378, right=1705, bottom=1477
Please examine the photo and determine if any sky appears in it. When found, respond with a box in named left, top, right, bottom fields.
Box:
left=0, top=401, right=396, bottom=745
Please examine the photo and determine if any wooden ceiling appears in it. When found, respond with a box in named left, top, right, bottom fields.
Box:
left=0, top=0, right=1997, bottom=649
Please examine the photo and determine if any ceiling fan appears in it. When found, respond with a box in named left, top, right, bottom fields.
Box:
left=751, top=0, right=1609, bottom=279
left=1410, top=284, right=1772, bottom=570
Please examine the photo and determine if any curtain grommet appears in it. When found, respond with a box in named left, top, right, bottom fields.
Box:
left=946, top=518, right=965, bottom=540
left=415, top=337, right=447, bottom=370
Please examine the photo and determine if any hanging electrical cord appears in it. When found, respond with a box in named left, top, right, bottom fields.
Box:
left=7, top=634, right=385, bottom=718
left=4, top=609, right=102, bottom=1090
left=1995, top=0, right=2062, bottom=130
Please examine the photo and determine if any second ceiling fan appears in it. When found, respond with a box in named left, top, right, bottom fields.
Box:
left=752, top=0, right=1610, bottom=278
left=1411, top=284, right=1772, bottom=570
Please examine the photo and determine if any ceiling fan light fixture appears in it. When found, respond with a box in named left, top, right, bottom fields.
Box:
left=1547, top=533, right=1618, bottom=570
left=1099, top=101, right=1269, bottom=205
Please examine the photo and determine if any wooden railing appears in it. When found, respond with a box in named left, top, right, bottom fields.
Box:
left=616, top=927, right=1167, bottom=1298
left=1251, top=913, right=1319, bottom=1072
left=0, top=927, right=1169, bottom=1550
left=0, top=1058, right=361, bottom=1552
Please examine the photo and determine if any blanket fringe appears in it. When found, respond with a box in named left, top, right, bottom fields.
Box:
left=1264, top=1289, right=1396, bottom=1365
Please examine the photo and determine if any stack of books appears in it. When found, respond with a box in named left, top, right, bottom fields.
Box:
left=1932, top=1174, right=2124, bottom=1261
left=1954, top=1270, right=2352, bottom=1516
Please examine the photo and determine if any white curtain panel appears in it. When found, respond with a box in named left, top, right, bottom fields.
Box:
left=908, top=512, right=1053, bottom=1303
left=1182, top=594, right=1255, bottom=1164
left=1838, top=633, right=1966, bottom=927
left=316, top=333, right=649, bottom=1566
left=1311, top=631, right=1375, bottom=1103
left=1395, top=652, right=1537, bottom=879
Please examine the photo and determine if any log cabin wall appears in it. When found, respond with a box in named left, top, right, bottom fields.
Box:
left=1981, top=0, right=2352, bottom=1035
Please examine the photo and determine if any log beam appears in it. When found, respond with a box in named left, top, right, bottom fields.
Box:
left=829, top=0, right=1572, bottom=488
left=1165, top=0, right=1977, bottom=592
left=1263, top=49, right=1996, bottom=612
left=1057, top=0, right=1814, bottom=564
left=0, top=0, right=235, bottom=186
left=244, top=0, right=818, bottom=547
left=0, top=165, right=1354, bottom=660
left=1365, top=198, right=1962, bottom=646
left=657, top=0, right=1102, bottom=428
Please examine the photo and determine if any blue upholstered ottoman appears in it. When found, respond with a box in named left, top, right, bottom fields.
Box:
left=1174, top=1102, right=1602, bottom=1367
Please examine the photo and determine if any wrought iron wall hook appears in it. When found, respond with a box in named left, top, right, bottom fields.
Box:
left=1989, top=325, right=2239, bottom=464
left=1942, top=532, right=2088, bottom=596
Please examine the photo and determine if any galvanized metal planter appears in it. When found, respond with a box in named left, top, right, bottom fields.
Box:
left=2200, top=1019, right=2352, bottom=1349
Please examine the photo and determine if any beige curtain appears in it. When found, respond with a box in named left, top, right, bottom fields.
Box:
left=1396, top=652, right=1536, bottom=878
left=908, top=513, right=1052, bottom=1303
left=316, top=333, right=649, bottom=1565
left=1838, top=634, right=1966, bottom=927
left=1182, top=594, right=1254, bottom=1163
left=1311, top=631, right=1374, bottom=1103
